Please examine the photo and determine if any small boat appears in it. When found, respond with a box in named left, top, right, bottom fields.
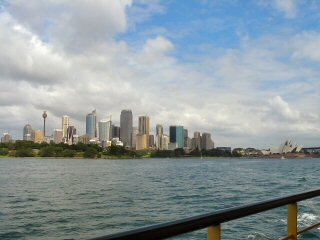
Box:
left=281, top=156, right=285, bottom=159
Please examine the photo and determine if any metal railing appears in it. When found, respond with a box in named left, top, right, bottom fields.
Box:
left=90, top=189, right=320, bottom=240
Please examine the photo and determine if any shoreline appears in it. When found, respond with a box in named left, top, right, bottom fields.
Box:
left=0, top=155, right=319, bottom=160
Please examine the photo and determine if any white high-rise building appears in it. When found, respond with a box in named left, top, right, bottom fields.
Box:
left=98, top=120, right=112, bottom=142
left=162, top=134, right=169, bottom=150
left=23, top=124, right=33, bottom=140
left=53, top=129, right=63, bottom=144
left=62, top=115, right=70, bottom=138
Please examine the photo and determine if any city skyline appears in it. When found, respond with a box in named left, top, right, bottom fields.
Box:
left=0, top=1, right=319, bottom=148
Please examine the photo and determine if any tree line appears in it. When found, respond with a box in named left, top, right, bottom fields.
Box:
left=0, top=141, right=239, bottom=159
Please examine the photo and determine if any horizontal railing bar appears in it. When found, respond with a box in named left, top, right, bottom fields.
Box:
left=279, top=222, right=320, bottom=240
left=298, top=222, right=320, bottom=235
left=90, top=189, right=320, bottom=240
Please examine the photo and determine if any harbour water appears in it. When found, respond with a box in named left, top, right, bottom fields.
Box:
left=0, top=157, right=319, bottom=239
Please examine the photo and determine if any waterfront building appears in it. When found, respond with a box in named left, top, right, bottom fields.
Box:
left=86, top=110, right=97, bottom=139
left=62, top=115, right=70, bottom=138
left=149, top=135, right=155, bottom=148
left=192, top=131, right=202, bottom=150
left=138, top=116, right=150, bottom=148
left=169, top=126, right=184, bottom=148
left=162, top=134, right=169, bottom=150
left=111, top=138, right=123, bottom=147
left=67, top=126, right=77, bottom=145
left=33, top=130, right=44, bottom=143
left=168, top=142, right=178, bottom=151
left=98, top=120, right=112, bottom=143
left=156, top=124, right=163, bottom=135
left=156, top=124, right=164, bottom=150
left=120, top=110, right=133, bottom=147
left=183, top=128, right=189, bottom=148
left=23, top=124, right=33, bottom=140
left=201, top=132, right=214, bottom=150
left=184, top=137, right=192, bottom=149
left=73, top=135, right=79, bottom=145
left=79, top=134, right=90, bottom=144
left=1, top=133, right=12, bottom=143
left=112, top=125, right=120, bottom=138
left=136, top=134, right=147, bottom=150
left=53, top=129, right=63, bottom=144
left=156, top=134, right=162, bottom=149
left=131, top=127, right=139, bottom=149
left=279, top=140, right=302, bottom=153
left=217, top=147, right=232, bottom=152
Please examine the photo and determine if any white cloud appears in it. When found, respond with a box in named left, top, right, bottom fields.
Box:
left=268, top=96, right=300, bottom=121
left=291, top=31, right=320, bottom=61
left=6, top=0, right=132, bottom=52
left=272, top=0, right=297, bottom=18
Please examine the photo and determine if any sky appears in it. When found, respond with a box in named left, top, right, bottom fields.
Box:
left=0, top=0, right=319, bottom=148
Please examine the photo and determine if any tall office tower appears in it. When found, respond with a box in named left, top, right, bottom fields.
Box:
left=201, top=132, right=214, bottom=150
left=67, top=126, right=76, bottom=144
left=156, top=124, right=163, bottom=150
left=156, top=124, right=163, bottom=136
left=162, top=134, right=169, bottom=150
left=33, top=130, right=44, bottom=143
left=169, top=126, right=184, bottom=148
left=53, top=129, right=63, bottom=144
left=183, top=128, right=189, bottom=148
left=138, top=116, right=150, bottom=135
left=112, top=125, right=120, bottom=138
left=136, top=133, right=147, bottom=150
left=23, top=124, right=33, bottom=140
left=131, top=127, right=139, bottom=149
left=138, top=116, right=150, bottom=148
left=149, top=135, right=155, bottom=148
left=194, top=131, right=201, bottom=139
left=98, top=120, right=112, bottom=142
left=86, top=110, right=97, bottom=139
left=120, top=110, right=133, bottom=147
left=62, top=115, right=70, bottom=138
left=192, top=131, right=201, bottom=150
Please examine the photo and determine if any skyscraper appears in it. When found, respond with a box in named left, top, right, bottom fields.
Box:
left=192, top=131, right=201, bottom=150
left=201, top=132, right=214, bottom=150
left=169, top=126, right=184, bottom=148
left=149, top=135, right=155, bottom=148
left=156, top=124, right=163, bottom=136
left=156, top=124, right=164, bottom=150
left=67, top=126, right=76, bottom=144
left=98, top=120, right=112, bottom=142
left=62, top=115, right=70, bottom=138
left=131, top=127, right=139, bottom=149
left=1, top=133, right=12, bottom=143
left=138, top=116, right=150, bottom=148
left=86, top=110, right=97, bottom=139
left=53, top=129, right=63, bottom=144
left=112, top=125, right=120, bottom=138
left=23, top=124, right=33, bottom=140
left=120, top=110, right=133, bottom=147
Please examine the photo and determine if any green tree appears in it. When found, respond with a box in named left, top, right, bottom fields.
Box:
left=39, top=146, right=55, bottom=157
left=83, top=147, right=98, bottom=158
left=16, top=148, right=34, bottom=157
left=0, top=148, right=9, bottom=156
left=62, top=149, right=76, bottom=158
